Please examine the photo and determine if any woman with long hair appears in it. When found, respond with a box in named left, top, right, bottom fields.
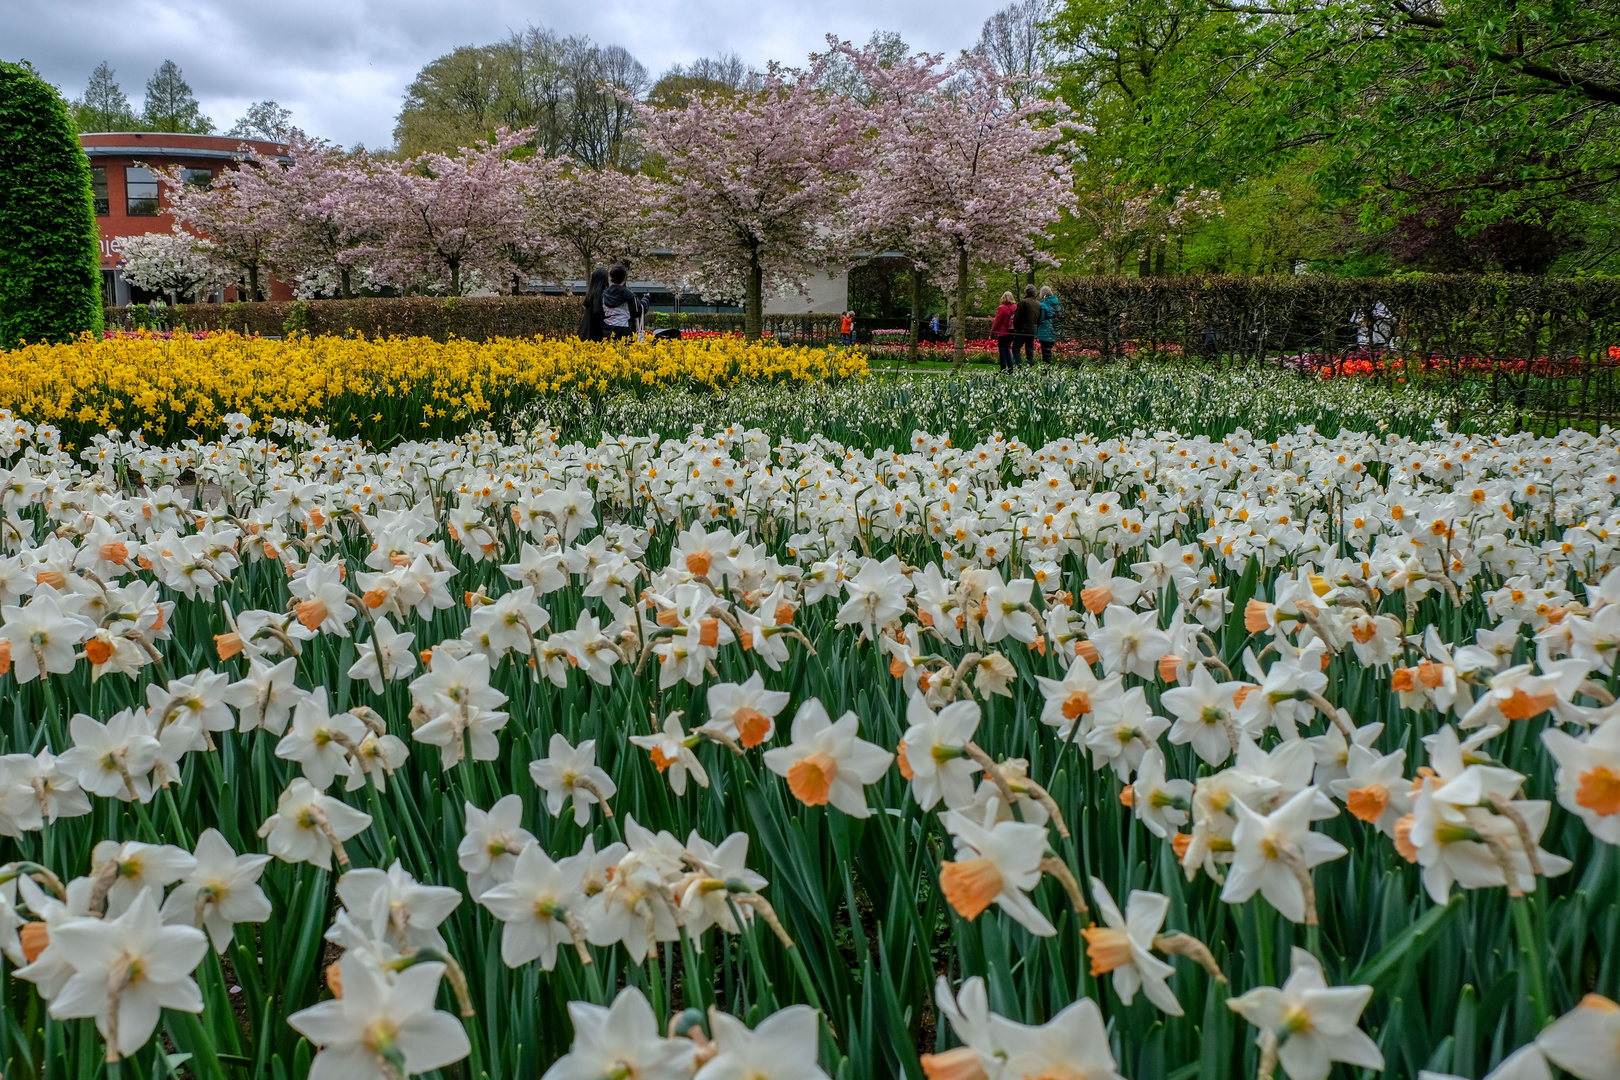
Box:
left=578, top=268, right=610, bottom=341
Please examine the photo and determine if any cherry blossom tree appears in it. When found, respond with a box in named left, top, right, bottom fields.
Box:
left=638, top=65, right=858, bottom=339
left=159, top=158, right=277, bottom=301
left=544, top=164, right=658, bottom=284
left=1077, top=184, right=1224, bottom=275
left=117, top=230, right=229, bottom=304
left=839, top=42, right=1078, bottom=368
left=371, top=129, right=537, bottom=296
left=250, top=134, right=384, bottom=300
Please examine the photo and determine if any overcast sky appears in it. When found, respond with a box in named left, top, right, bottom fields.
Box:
left=8, top=0, right=999, bottom=148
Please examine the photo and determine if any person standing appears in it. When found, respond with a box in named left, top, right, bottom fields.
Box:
left=601, top=265, right=643, bottom=341
left=929, top=313, right=940, bottom=343
left=991, top=291, right=1017, bottom=371
left=1036, top=285, right=1061, bottom=363
left=1012, top=284, right=1040, bottom=367
left=840, top=310, right=854, bottom=347
left=578, top=268, right=609, bottom=341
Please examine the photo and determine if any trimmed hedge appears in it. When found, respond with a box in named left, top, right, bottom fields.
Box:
left=0, top=62, right=104, bottom=348
left=106, top=295, right=583, bottom=341
left=1050, top=274, right=1620, bottom=427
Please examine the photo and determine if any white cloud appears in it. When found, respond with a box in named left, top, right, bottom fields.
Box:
left=8, top=0, right=998, bottom=148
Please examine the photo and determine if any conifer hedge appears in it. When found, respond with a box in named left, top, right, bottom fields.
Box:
left=0, top=62, right=104, bottom=348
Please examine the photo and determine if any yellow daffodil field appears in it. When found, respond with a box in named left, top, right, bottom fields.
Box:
left=0, top=365, right=1618, bottom=1080
left=0, top=333, right=867, bottom=449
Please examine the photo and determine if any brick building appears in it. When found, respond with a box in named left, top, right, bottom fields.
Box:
left=79, top=131, right=294, bottom=306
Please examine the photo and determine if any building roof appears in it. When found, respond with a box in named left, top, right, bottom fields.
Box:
left=78, top=132, right=291, bottom=164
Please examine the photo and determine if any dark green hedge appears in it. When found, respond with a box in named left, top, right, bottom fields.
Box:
left=107, top=295, right=583, bottom=341
left=1049, top=274, right=1620, bottom=427
left=0, top=62, right=104, bottom=348
left=1049, top=274, right=1620, bottom=364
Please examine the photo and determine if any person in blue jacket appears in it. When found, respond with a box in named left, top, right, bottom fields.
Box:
left=1036, top=285, right=1061, bottom=363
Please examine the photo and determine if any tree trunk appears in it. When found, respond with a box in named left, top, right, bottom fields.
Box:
left=953, top=244, right=969, bottom=372
left=340, top=267, right=353, bottom=301
left=907, top=261, right=923, bottom=365
left=745, top=249, right=764, bottom=341
left=449, top=259, right=461, bottom=297
left=1154, top=242, right=1166, bottom=277
left=248, top=264, right=261, bottom=302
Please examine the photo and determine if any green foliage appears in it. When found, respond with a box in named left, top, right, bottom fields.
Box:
left=141, top=59, right=212, bottom=134
left=0, top=62, right=105, bottom=348
left=129, top=294, right=583, bottom=341
left=69, top=61, right=138, bottom=134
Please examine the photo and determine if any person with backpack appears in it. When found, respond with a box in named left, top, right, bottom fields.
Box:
left=1011, top=284, right=1040, bottom=367
left=602, top=265, right=645, bottom=341
left=1036, top=285, right=1061, bottom=363
left=991, top=291, right=1017, bottom=372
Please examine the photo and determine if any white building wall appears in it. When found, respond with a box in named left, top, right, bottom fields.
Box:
left=764, top=268, right=849, bottom=315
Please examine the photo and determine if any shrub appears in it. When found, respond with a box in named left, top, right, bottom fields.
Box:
left=106, top=295, right=584, bottom=342
left=0, top=62, right=104, bottom=347
left=1050, top=274, right=1620, bottom=427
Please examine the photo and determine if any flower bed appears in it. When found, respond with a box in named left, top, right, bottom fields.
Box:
left=0, top=409, right=1616, bottom=1078
left=0, top=332, right=865, bottom=447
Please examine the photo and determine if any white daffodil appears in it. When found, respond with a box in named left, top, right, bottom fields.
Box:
left=899, top=694, right=982, bottom=811
left=337, top=859, right=462, bottom=954
left=1542, top=714, right=1620, bottom=845
left=276, top=688, right=366, bottom=790
left=702, top=672, right=791, bottom=749
left=258, top=778, right=373, bottom=870
left=762, top=699, right=893, bottom=817
left=696, top=1004, right=830, bottom=1080
left=159, top=828, right=273, bottom=952
left=939, top=799, right=1055, bottom=937
left=1536, top=993, right=1620, bottom=1080
left=1222, top=787, right=1346, bottom=924
left=47, top=888, right=208, bottom=1060
left=994, top=996, right=1124, bottom=1080
left=630, top=711, right=709, bottom=796
left=1228, top=948, right=1383, bottom=1080
left=1162, top=663, right=1250, bottom=766
left=530, top=733, right=617, bottom=827
left=539, top=986, right=695, bottom=1080
left=347, top=616, right=417, bottom=695
left=1083, top=877, right=1181, bottom=1015
left=60, top=709, right=160, bottom=803
left=1034, top=661, right=1123, bottom=740
left=287, top=951, right=471, bottom=1080
left=1130, top=748, right=1194, bottom=839
left=90, top=839, right=196, bottom=912
left=479, top=843, right=590, bottom=970
left=222, top=655, right=304, bottom=735
left=458, top=794, right=537, bottom=902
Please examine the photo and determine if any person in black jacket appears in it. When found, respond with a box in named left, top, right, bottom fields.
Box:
left=1011, top=284, right=1040, bottom=367
left=601, top=265, right=645, bottom=340
left=579, top=268, right=609, bottom=341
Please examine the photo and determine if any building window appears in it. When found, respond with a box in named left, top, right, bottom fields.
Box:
left=90, top=167, right=109, bottom=216
left=125, top=166, right=160, bottom=216
left=182, top=168, right=213, bottom=188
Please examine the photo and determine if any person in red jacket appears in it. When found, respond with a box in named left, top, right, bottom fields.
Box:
left=991, top=291, right=1016, bottom=372
left=840, top=311, right=854, bottom=346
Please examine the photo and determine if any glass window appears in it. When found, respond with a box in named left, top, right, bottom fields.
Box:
left=90, top=167, right=109, bottom=216
left=182, top=168, right=212, bottom=188
left=125, top=166, right=159, bottom=216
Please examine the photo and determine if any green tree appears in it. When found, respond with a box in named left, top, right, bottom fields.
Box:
left=72, top=61, right=139, bottom=133
left=228, top=100, right=294, bottom=142
left=0, top=62, right=105, bottom=346
left=1156, top=1, right=1620, bottom=237
left=142, top=60, right=213, bottom=134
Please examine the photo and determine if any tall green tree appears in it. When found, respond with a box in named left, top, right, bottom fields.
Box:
left=142, top=60, right=213, bottom=134
left=0, top=62, right=105, bottom=346
left=72, top=61, right=138, bottom=133
left=1152, top=0, right=1620, bottom=233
